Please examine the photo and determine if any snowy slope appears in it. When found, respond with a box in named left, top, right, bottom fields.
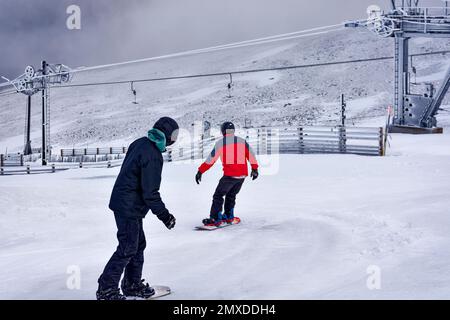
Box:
left=1, top=128, right=450, bottom=299
left=1, top=30, right=450, bottom=152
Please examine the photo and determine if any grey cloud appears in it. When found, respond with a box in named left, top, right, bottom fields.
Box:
left=0, top=0, right=405, bottom=79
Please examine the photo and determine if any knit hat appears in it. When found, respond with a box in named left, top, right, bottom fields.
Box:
left=221, top=121, right=235, bottom=136
left=153, top=117, right=179, bottom=146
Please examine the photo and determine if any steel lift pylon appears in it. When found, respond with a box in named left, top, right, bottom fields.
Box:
left=346, top=0, right=450, bottom=133
left=3, top=62, right=72, bottom=164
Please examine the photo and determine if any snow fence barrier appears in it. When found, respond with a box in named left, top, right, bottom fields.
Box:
left=0, top=126, right=384, bottom=175
left=166, top=126, right=384, bottom=162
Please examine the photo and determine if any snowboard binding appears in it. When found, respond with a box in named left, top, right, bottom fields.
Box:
left=96, top=287, right=126, bottom=300
left=202, top=218, right=226, bottom=227
left=121, top=279, right=155, bottom=299
left=202, top=216, right=241, bottom=227
left=225, top=217, right=241, bottom=225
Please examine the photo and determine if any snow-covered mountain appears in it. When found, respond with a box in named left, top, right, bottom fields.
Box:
left=1, top=29, right=450, bottom=152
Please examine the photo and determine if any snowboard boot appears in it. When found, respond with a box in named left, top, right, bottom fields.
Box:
left=121, top=279, right=155, bottom=299
left=96, top=287, right=126, bottom=300
left=202, top=218, right=226, bottom=227
left=224, top=210, right=240, bottom=224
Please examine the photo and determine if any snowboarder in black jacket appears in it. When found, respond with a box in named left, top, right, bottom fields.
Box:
left=97, top=117, right=179, bottom=300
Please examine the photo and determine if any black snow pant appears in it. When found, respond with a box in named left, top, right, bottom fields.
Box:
left=210, top=176, right=245, bottom=220
left=98, top=213, right=146, bottom=290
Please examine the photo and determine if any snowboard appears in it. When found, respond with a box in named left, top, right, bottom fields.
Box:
left=195, top=218, right=241, bottom=231
left=126, top=285, right=171, bottom=300
left=147, top=285, right=171, bottom=299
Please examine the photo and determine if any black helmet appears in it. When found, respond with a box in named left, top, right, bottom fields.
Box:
left=221, top=122, right=235, bottom=136
left=154, top=117, right=179, bottom=146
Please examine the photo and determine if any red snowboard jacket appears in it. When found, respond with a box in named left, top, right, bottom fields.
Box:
left=198, top=134, right=259, bottom=177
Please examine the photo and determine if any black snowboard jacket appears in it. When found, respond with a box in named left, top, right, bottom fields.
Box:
left=109, top=137, right=169, bottom=220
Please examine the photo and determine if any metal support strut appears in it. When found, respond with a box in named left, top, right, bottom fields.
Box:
left=346, top=0, right=450, bottom=132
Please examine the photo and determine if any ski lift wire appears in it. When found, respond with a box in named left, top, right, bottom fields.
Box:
left=49, top=27, right=346, bottom=76
left=0, top=89, right=18, bottom=97
left=49, top=49, right=450, bottom=89
left=0, top=23, right=347, bottom=89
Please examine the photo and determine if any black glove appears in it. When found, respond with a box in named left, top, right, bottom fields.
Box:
left=159, top=212, right=176, bottom=230
left=195, top=171, right=202, bottom=185
left=250, top=169, right=259, bottom=181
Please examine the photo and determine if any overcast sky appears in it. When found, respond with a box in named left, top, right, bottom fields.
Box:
left=0, top=0, right=409, bottom=79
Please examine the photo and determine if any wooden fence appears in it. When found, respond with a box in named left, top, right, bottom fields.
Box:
left=60, top=147, right=128, bottom=157
left=0, top=164, right=64, bottom=175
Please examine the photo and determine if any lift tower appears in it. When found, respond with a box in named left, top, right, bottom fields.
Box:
left=6, top=63, right=72, bottom=165
left=346, top=0, right=450, bottom=133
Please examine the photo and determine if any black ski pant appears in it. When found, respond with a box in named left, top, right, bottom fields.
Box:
left=210, top=176, right=245, bottom=220
left=98, top=213, right=146, bottom=290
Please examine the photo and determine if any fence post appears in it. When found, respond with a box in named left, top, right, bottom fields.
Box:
left=339, top=126, right=347, bottom=154
left=379, top=127, right=385, bottom=156
left=264, top=129, right=267, bottom=155
left=79, top=162, right=83, bottom=168
left=20, top=154, right=24, bottom=166
left=0, top=167, right=3, bottom=175
left=298, top=127, right=304, bottom=154
left=259, top=128, right=267, bottom=155
left=52, top=164, right=56, bottom=173
left=200, top=135, right=204, bottom=159
left=257, top=128, right=267, bottom=155
left=0, top=154, right=3, bottom=167
left=256, top=129, right=260, bottom=155
left=110, top=147, right=113, bottom=154
left=26, top=165, right=30, bottom=174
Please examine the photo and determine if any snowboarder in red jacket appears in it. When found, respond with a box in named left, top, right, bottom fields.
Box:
left=195, top=122, right=259, bottom=227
